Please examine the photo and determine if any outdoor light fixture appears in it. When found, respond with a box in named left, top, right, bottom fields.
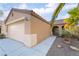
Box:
left=25, top=16, right=29, bottom=21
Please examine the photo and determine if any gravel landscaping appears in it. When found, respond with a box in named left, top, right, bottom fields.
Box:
left=47, top=37, right=79, bottom=56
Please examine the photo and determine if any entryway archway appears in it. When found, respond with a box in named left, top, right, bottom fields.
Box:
left=52, top=26, right=59, bottom=36
left=62, top=26, right=64, bottom=30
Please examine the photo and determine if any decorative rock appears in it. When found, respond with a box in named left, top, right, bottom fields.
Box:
left=64, top=41, right=70, bottom=44
left=70, top=46, right=79, bottom=51
left=57, top=45, right=62, bottom=48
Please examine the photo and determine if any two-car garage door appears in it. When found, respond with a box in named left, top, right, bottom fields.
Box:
left=7, top=21, right=26, bottom=43
left=7, top=21, right=37, bottom=47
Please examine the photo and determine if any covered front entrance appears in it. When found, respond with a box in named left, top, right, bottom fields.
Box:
left=52, top=26, right=59, bottom=36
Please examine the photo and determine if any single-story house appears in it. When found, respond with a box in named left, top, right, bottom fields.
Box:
left=1, top=8, right=51, bottom=47
left=0, top=8, right=66, bottom=47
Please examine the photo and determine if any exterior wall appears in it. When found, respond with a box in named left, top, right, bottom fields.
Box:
left=25, top=20, right=37, bottom=47
left=30, top=15, right=51, bottom=44
left=0, top=21, right=6, bottom=35
left=1, top=22, right=6, bottom=35
left=6, top=10, right=31, bottom=23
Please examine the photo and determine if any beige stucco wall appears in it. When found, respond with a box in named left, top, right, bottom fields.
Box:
left=6, top=10, right=31, bottom=23
left=25, top=20, right=37, bottom=47
left=1, top=23, right=6, bottom=35
left=0, top=21, right=6, bottom=35
left=30, top=15, right=51, bottom=44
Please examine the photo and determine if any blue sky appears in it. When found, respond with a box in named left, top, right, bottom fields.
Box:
left=0, top=3, right=78, bottom=21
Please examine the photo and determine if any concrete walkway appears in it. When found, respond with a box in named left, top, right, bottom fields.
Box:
left=0, top=36, right=56, bottom=56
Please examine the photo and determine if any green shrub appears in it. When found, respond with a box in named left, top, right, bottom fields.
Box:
left=61, top=30, right=72, bottom=38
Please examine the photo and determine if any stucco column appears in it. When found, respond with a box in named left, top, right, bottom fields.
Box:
left=59, top=26, right=62, bottom=36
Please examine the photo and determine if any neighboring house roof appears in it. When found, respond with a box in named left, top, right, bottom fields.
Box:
left=5, top=8, right=50, bottom=25
left=55, top=19, right=66, bottom=25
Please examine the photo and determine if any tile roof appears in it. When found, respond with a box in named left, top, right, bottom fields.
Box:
left=55, top=19, right=66, bottom=25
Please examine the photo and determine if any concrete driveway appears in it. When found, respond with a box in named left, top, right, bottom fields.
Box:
left=0, top=36, right=56, bottom=56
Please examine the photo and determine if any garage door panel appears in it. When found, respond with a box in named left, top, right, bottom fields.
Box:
left=7, top=22, right=25, bottom=42
left=7, top=21, right=37, bottom=47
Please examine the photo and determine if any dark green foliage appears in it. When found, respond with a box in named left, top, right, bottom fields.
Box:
left=61, top=30, right=72, bottom=38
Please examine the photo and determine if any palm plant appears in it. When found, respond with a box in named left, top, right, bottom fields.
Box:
left=64, top=4, right=79, bottom=29
left=64, top=4, right=79, bottom=40
left=50, top=3, right=65, bottom=28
